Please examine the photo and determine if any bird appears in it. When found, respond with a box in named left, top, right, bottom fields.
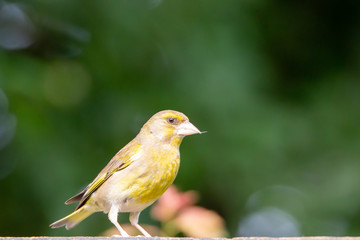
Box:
left=50, top=110, right=202, bottom=237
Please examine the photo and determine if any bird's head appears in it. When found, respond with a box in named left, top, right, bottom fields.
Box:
left=138, top=110, right=201, bottom=146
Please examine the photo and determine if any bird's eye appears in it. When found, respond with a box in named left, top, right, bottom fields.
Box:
left=168, top=117, right=177, bottom=124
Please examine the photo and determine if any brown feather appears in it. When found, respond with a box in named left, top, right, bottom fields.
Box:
left=65, top=188, right=87, bottom=204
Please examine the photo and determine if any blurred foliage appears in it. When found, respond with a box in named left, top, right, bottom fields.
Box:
left=1, top=0, right=360, bottom=237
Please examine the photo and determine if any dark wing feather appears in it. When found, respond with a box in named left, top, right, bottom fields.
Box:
left=65, top=188, right=86, bottom=204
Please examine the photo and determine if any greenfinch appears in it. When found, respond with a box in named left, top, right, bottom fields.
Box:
left=50, top=110, right=201, bottom=237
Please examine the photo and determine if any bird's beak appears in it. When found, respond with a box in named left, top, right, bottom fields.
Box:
left=177, top=121, right=201, bottom=136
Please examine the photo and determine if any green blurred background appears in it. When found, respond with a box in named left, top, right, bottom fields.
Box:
left=1, top=0, right=360, bottom=237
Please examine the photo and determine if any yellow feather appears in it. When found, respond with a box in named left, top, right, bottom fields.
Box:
left=50, top=206, right=93, bottom=230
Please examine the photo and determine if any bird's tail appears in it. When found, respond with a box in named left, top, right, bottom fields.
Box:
left=50, top=206, right=93, bottom=230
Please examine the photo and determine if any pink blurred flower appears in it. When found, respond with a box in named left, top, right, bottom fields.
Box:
left=151, top=185, right=228, bottom=237
left=151, top=185, right=198, bottom=222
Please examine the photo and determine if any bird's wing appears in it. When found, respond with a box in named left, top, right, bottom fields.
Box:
left=65, top=143, right=141, bottom=210
left=74, top=160, right=132, bottom=210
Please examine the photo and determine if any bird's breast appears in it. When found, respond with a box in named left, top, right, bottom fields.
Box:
left=127, top=146, right=180, bottom=204
left=91, top=145, right=180, bottom=212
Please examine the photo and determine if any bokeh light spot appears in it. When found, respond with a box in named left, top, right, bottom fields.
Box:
left=42, top=61, right=91, bottom=108
left=0, top=1, right=35, bottom=50
left=238, top=207, right=301, bottom=237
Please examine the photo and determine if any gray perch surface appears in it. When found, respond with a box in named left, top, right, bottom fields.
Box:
left=2, top=237, right=360, bottom=240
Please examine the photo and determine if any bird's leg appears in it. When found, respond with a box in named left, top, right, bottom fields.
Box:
left=108, top=206, right=130, bottom=237
left=129, top=212, right=151, bottom=237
